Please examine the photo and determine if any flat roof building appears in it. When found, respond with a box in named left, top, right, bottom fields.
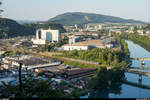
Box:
left=32, top=28, right=60, bottom=45
left=62, top=39, right=105, bottom=51
left=62, top=37, right=115, bottom=51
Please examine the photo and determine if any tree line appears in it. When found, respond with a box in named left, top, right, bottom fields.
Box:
left=114, top=33, right=150, bottom=52
left=62, top=45, right=129, bottom=69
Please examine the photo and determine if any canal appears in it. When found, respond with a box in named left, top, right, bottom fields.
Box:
left=81, top=40, right=150, bottom=98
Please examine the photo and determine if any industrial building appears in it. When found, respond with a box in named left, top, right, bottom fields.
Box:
left=2, top=55, right=61, bottom=70
left=62, top=38, right=114, bottom=51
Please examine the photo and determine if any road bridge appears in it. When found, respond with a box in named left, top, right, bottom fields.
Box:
left=123, top=80, right=150, bottom=90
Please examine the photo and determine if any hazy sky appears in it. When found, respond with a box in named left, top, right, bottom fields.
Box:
left=2, top=0, right=150, bottom=22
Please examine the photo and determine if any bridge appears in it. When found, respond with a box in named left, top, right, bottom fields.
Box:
left=124, top=68, right=150, bottom=90
left=124, top=57, right=150, bottom=83
left=130, top=58, right=150, bottom=61
left=129, top=57, right=150, bottom=67
left=126, top=69, right=150, bottom=77
left=123, top=80, right=150, bottom=90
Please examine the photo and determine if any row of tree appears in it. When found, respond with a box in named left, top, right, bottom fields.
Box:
left=62, top=46, right=128, bottom=69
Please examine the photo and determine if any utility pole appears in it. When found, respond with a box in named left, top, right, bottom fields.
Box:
left=19, top=62, right=23, bottom=93
left=17, top=54, right=23, bottom=97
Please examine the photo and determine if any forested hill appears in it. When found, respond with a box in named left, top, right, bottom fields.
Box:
left=0, top=18, right=66, bottom=38
left=48, top=12, right=145, bottom=25
left=0, top=18, right=34, bottom=38
left=23, top=22, right=66, bottom=33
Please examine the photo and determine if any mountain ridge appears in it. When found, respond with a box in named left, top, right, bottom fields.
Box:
left=48, top=12, right=146, bottom=25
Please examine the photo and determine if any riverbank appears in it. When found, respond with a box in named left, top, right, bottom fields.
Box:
left=80, top=40, right=150, bottom=98
left=114, top=33, right=150, bottom=53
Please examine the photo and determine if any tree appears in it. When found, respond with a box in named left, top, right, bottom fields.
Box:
left=0, top=74, right=66, bottom=98
left=113, top=55, right=118, bottom=66
left=2, top=32, right=8, bottom=38
left=107, top=53, right=112, bottom=65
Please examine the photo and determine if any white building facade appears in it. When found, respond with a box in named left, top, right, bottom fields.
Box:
left=62, top=45, right=89, bottom=51
left=32, top=28, right=60, bottom=45
left=68, top=35, right=81, bottom=45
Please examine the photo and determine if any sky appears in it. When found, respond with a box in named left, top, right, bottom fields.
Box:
left=1, top=0, right=150, bottom=22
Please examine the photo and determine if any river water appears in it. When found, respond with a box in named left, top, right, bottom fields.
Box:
left=81, top=40, right=150, bottom=98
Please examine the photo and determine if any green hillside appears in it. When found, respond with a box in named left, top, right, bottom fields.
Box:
left=0, top=18, right=66, bottom=38
left=0, top=18, right=34, bottom=38
left=48, top=12, right=145, bottom=25
left=23, top=22, right=66, bottom=33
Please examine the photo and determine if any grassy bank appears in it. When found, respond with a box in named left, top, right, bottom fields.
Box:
left=63, top=59, right=103, bottom=69
left=37, top=52, right=106, bottom=69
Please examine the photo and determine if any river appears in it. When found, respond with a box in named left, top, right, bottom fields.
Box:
left=80, top=40, right=150, bottom=98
